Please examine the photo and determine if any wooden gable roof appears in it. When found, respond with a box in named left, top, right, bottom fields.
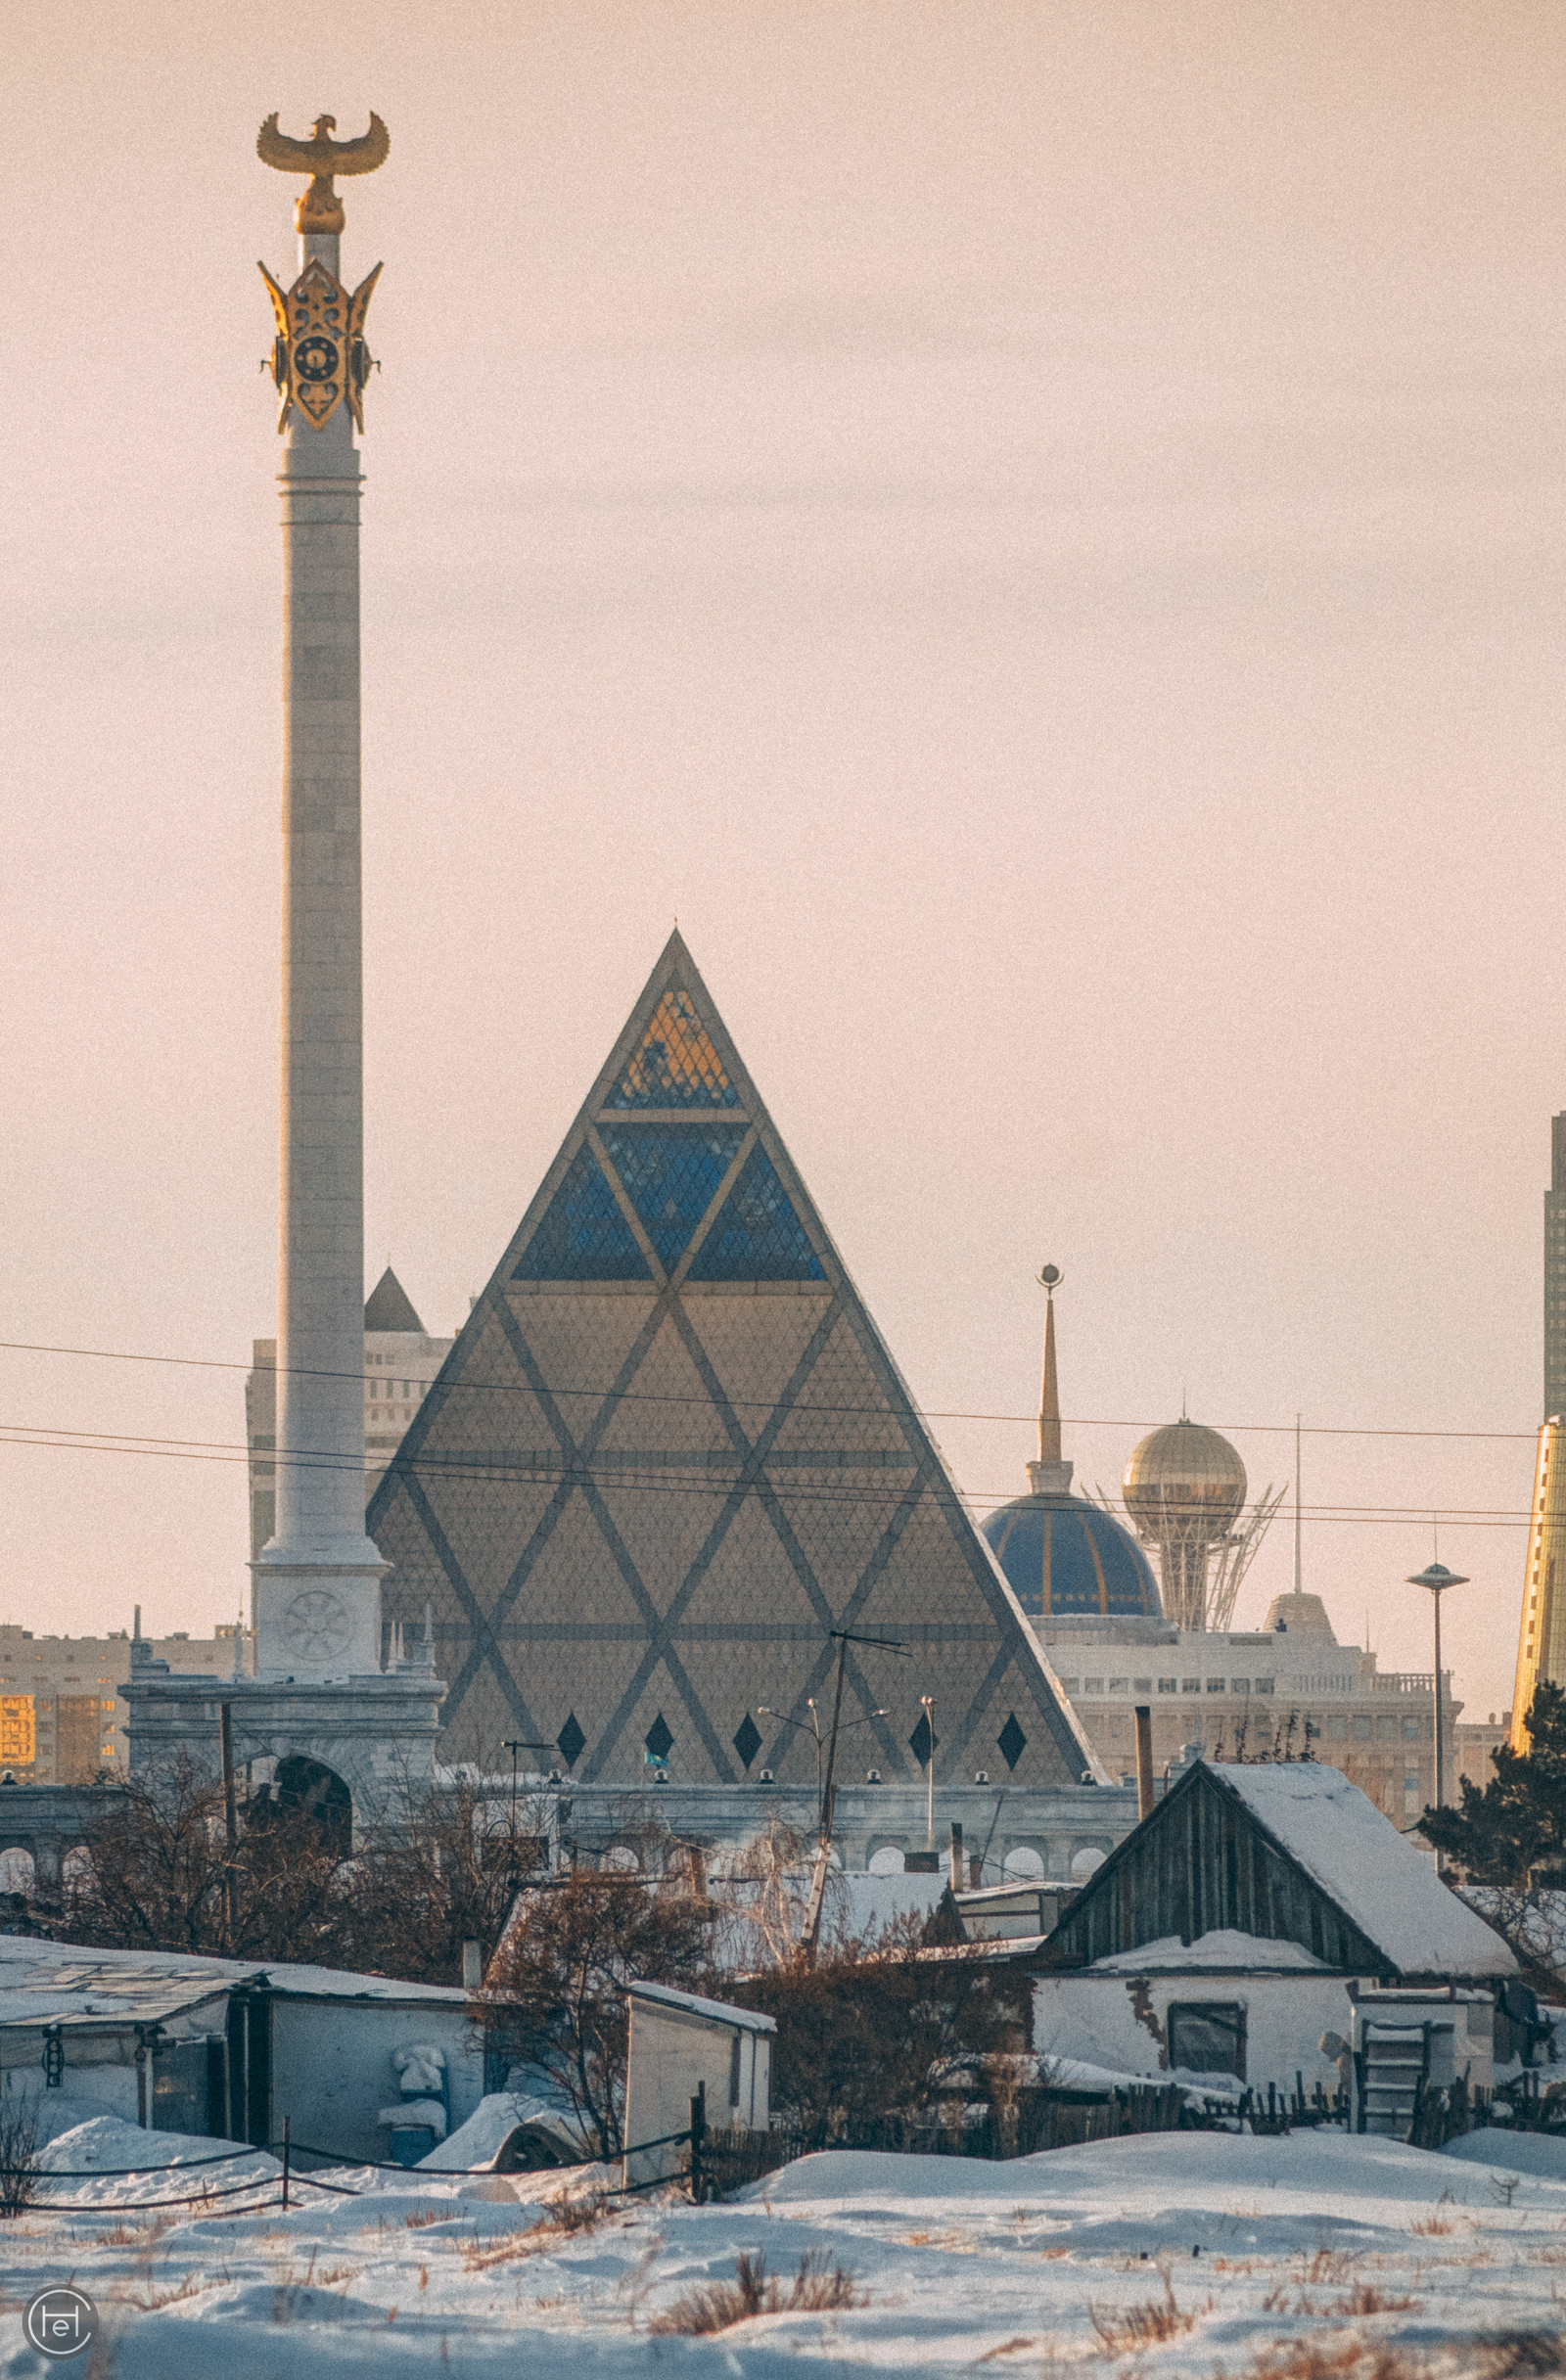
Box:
left=1045, top=1761, right=1397, bottom=1979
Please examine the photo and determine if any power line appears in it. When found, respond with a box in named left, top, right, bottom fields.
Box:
left=0, top=1337, right=1543, bottom=1444
left=0, top=1421, right=1540, bottom=1526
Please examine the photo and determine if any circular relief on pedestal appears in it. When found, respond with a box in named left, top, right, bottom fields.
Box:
left=281, top=1588, right=351, bottom=1663
left=295, top=334, right=341, bottom=384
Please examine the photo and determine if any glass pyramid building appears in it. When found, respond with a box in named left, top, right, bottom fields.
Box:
left=369, top=933, right=1096, bottom=1790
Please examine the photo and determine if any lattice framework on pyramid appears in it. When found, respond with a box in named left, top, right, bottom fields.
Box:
left=369, top=933, right=1096, bottom=1788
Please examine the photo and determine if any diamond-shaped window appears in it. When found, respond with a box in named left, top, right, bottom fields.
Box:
left=513, top=1145, right=651, bottom=1282
left=732, top=1712, right=762, bottom=1770
left=556, top=1712, right=586, bottom=1767
left=599, top=1125, right=745, bottom=1272
left=908, top=1712, right=939, bottom=1767
left=644, top=1713, right=674, bottom=1762
left=997, top=1712, right=1027, bottom=1772
left=607, top=989, right=739, bottom=1109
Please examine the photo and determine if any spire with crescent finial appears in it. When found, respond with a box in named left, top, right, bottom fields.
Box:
left=1027, top=1265, right=1075, bottom=1495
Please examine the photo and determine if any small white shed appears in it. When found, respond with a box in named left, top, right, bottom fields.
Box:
left=622, top=1980, right=774, bottom=2188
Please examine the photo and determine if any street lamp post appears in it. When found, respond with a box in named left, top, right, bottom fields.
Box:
left=501, top=1739, right=553, bottom=1839
left=1405, top=1563, right=1468, bottom=1823
left=919, top=1696, right=936, bottom=1850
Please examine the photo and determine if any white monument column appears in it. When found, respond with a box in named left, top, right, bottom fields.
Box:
left=252, top=117, right=392, bottom=1681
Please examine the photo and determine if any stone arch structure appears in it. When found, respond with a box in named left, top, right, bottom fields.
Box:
left=249, top=1755, right=354, bottom=1859
left=0, top=1846, right=35, bottom=1895
left=122, top=1672, right=444, bottom=1841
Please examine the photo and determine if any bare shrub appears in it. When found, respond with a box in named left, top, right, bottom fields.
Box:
left=1479, top=2337, right=1566, bottom=2379
left=540, top=2186, right=608, bottom=2236
left=649, top=2249, right=862, bottom=2335
left=1087, top=2268, right=1195, bottom=2354
left=0, top=2097, right=41, bottom=2219
left=1236, top=2345, right=1433, bottom=2380
left=1327, top=2285, right=1421, bottom=2316
left=724, top=1916, right=1024, bottom=2140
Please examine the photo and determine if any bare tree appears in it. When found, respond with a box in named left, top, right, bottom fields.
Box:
left=475, top=1868, right=715, bottom=2159
left=0, top=2095, right=42, bottom=2219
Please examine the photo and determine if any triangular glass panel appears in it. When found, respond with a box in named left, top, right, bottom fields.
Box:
left=644, top=1713, right=674, bottom=1762
left=997, top=1713, right=1027, bottom=1771
left=732, top=1712, right=762, bottom=1770
left=598, top=1124, right=746, bottom=1273
left=909, top=1712, right=939, bottom=1766
left=685, top=1144, right=824, bottom=1282
left=513, top=1145, right=652, bottom=1282
left=607, top=987, right=739, bottom=1110
left=556, top=1712, right=586, bottom=1766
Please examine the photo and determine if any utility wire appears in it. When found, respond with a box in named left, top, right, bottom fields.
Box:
left=0, top=1422, right=1541, bottom=1526
left=0, top=1336, right=1543, bottom=1443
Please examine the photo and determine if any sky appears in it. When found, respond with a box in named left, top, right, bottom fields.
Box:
left=0, top=2, right=1561, bottom=1721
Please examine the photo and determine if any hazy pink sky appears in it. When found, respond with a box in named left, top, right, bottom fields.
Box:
left=1, top=3, right=1561, bottom=1719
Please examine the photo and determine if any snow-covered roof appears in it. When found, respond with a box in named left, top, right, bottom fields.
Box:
left=1210, top=1763, right=1516, bottom=1980
left=0, top=1935, right=468, bottom=2029
left=625, top=1979, right=775, bottom=2033
left=1088, top=1929, right=1330, bottom=1974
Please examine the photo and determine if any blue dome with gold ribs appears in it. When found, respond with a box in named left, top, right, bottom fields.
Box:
left=983, top=1492, right=1160, bottom=1620
left=981, top=1279, right=1163, bottom=1622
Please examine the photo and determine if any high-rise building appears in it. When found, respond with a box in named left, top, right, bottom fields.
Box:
left=0, top=1624, right=252, bottom=1780
left=1510, top=1415, right=1566, bottom=1751
left=1546, top=1115, right=1566, bottom=1418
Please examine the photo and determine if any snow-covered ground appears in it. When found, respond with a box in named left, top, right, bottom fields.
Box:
left=4, top=2117, right=1566, bottom=2374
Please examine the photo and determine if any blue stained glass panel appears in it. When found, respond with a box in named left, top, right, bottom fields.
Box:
left=686, top=1144, right=825, bottom=1282
left=598, top=1124, right=746, bottom=1271
left=513, top=1145, right=651, bottom=1281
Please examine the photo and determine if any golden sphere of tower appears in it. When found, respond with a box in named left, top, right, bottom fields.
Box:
left=1122, top=1419, right=1247, bottom=1545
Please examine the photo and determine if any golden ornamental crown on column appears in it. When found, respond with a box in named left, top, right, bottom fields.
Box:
left=256, top=113, right=389, bottom=435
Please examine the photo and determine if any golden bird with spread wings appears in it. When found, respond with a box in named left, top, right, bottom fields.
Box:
left=256, top=111, right=390, bottom=234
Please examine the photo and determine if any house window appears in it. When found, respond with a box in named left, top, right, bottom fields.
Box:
left=1230, top=1679, right=1251, bottom=1696
left=1082, top=1678, right=1104, bottom=1695
left=1403, top=1718, right=1421, bottom=1742
left=1108, top=1677, right=1128, bottom=1694
left=1207, top=1678, right=1225, bottom=1692
left=1254, top=1678, right=1274, bottom=1696
left=1180, top=1678, right=1202, bottom=1694
left=1158, top=1679, right=1176, bottom=1693
left=1133, top=1677, right=1152, bottom=1692
left=1166, top=2001, right=1246, bottom=2081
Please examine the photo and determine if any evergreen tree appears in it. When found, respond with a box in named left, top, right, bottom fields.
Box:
left=1417, top=1681, right=1566, bottom=1882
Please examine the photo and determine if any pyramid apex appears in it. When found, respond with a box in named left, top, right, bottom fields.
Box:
left=364, top=1265, right=425, bottom=1334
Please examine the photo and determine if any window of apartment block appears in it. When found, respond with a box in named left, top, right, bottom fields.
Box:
left=1158, top=1678, right=1176, bottom=1693
left=1403, top=1717, right=1422, bottom=1741
left=1206, top=1678, right=1224, bottom=1692
left=1133, top=1677, right=1153, bottom=1691
left=1108, top=1677, right=1128, bottom=1693
left=1254, top=1678, right=1274, bottom=1696
left=1082, top=1678, right=1104, bottom=1695
left=1180, top=1678, right=1202, bottom=1694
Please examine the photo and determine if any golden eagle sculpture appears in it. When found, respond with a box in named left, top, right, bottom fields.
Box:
left=256, top=111, right=390, bottom=234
